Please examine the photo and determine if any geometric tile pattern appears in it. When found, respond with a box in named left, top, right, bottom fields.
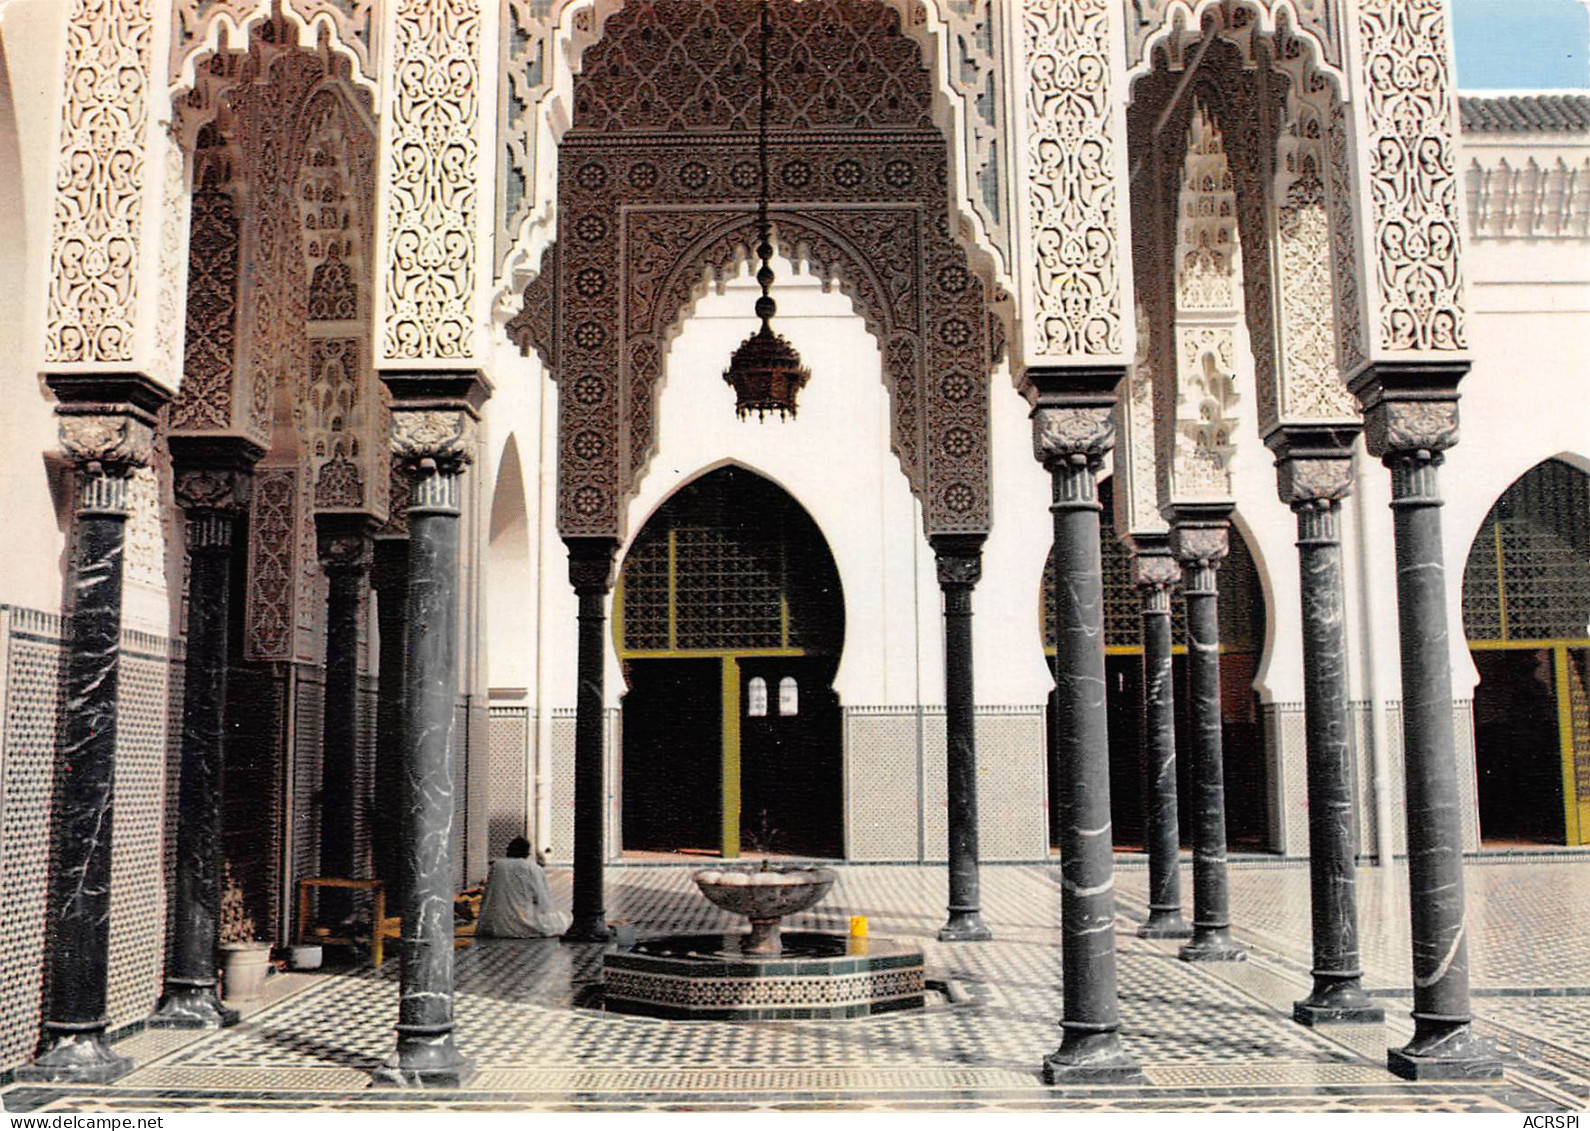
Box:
left=844, top=710, right=920, bottom=861
left=106, top=644, right=177, bottom=1031
left=2, top=860, right=1581, bottom=1111
left=1115, top=856, right=1590, bottom=995
left=487, top=705, right=530, bottom=860
left=0, top=609, right=186, bottom=1073
left=0, top=622, right=63, bottom=1072
left=844, top=709, right=1049, bottom=863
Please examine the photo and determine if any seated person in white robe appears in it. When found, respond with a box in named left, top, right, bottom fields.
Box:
left=475, top=837, right=572, bottom=938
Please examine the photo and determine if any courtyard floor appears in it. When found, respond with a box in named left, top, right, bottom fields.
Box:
left=2, top=856, right=1587, bottom=1113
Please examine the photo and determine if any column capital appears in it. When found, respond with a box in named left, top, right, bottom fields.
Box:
left=1026, top=366, right=1122, bottom=471
left=1265, top=423, right=1361, bottom=509
left=929, top=533, right=986, bottom=590
left=315, top=514, right=375, bottom=575
left=1167, top=504, right=1232, bottom=570
left=1129, top=536, right=1181, bottom=592
left=565, top=536, right=618, bottom=596
left=1348, top=361, right=1464, bottom=463
left=170, top=436, right=264, bottom=519
left=48, top=372, right=170, bottom=478
left=382, top=369, right=491, bottom=475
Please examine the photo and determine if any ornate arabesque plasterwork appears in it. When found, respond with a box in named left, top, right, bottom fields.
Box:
left=1272, top=80, right=1357, bottom=419
left=1021, top=0, right=1125, bottom=361
left=169, top=1, right=380, bottom=97
left=934, top=1, right=1016, bottom=282
left=1173, top=325, right=1239, bottom=496
left=172, top=125, right=241, bottom=433
left=1114, top=302, right=1168, bottom=535
left=1176, top=103, right=1240, bottom=312
left=45, top=0, right=157, bottom=365
left=247, top=467, right=298, bottom=659
left=1133, top=86, right=1249, bottom=505
left=154, top=136, right=192, bottom=392
left=381, top=0, right=482, bottom=362
left=298, top=87, right=385, bottom=518
left=1128, top=5, right=1363, bottom=443
left=494, top=0, right=1014, bottom=323
left=1355, top=0, right=1466, bottom=355
left=1123, top=0, right=1344, bottom=75
left=511, top=0, right=999, bottom=540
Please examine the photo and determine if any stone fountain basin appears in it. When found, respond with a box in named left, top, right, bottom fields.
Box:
left=692, top=865, right=837, bottom=923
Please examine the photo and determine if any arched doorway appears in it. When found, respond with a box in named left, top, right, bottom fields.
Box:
left=1042, top=480, right=1269, bottom=850
left=617, top=467, right=845, bottom=859
left=1462, top=458, right=1590, bottom=846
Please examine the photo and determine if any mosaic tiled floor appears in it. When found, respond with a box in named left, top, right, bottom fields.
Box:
left=2, top=860, right=1585, bottom=1112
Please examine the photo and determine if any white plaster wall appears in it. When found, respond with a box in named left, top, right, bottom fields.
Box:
left=0, top=2, right=70, bottom=616
left=620, top=253, right=931, bottom=709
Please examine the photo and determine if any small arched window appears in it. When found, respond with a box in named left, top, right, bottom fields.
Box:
left=747, top=677, right=768, bottom=718
left=778, top=677, right=799, bottom=717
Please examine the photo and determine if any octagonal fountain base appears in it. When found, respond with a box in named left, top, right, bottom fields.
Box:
left=602, top=932, right=926, bottom=1020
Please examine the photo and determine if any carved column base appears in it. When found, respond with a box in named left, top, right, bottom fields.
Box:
left=1178, top=931, right=1248, bottom=964
left=15, top=1029, right=133, bottom=1084
left=1043, top=1031, right=1147, bottom=1085
left=1293, top=976, right=1384, bottom=1027
left=1387, top=1022, right=1502, bottom=1080
left=150, top=981, right=240, bottom=1030
left=1138, top=908, right=1193, bottom=940
left=370, top=1029, right=476, bottom=1089
left=938, top=911, right=993, bottom=943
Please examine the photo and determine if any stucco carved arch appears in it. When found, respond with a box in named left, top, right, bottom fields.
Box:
left=1127, top=4, right=1363, bottom=462
left=1124, top=0, right=1347, bottom=93
left=496, top=0, right=1016, bottom=316
left=507, top=0, right=1000, bottom=543
left=169, top=1, right=380, bottom=103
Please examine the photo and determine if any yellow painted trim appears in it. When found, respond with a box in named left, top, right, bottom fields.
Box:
left=620, top=647, right=809, bottom=660
left=721, top=657, right=741, bottom=859
left=1555, top=646, right=1582, bottom=846
left=613, top=573, right=626, bottom=653
left=1046, top=644, right=1206, bottom=658
left=1468, top=639, right=1590, bottom=651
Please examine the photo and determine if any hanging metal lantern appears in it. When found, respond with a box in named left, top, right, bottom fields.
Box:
left=722, top=0, right=809, bottom=421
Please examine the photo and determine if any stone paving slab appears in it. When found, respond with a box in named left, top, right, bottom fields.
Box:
left=2, top=861, right=1585, bottom=1113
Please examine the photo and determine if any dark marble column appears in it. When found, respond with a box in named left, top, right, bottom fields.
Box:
left=22, top=378, right=166, bottom=1084
left=931, top=534, right=992, bottom=942
left=564, top=536, right=618, bottom=943
left=1030, top=369, right=1142, bottom=1085
left=1169, top=509, right=1247, bottom=964
left=1350, top=365, right=1500, bottom=1080
left=1129, top=537, right=1190, bottom=940
left=152, top=445, right=260, bottom=1030
left=315, top=516, right=373, bottom=927
left=372, top=385, right=484, bottom=1089
left=371, top=537, right=409, bottom=907
left=1267, top=426, right=1382, bottom=1026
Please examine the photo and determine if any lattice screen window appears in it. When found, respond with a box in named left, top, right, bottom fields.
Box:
left=618, top=467, right=843, bottom=656
left=1462, top=459, right=1590, bottom=643
left=621, top=535, right=670, bottom=651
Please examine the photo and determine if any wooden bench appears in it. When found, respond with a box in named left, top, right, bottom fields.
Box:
left=296, top=878, right=480, bottom=968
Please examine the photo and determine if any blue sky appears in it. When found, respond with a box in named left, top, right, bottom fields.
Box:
left=1453, top=0, right=1589, bottom=88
